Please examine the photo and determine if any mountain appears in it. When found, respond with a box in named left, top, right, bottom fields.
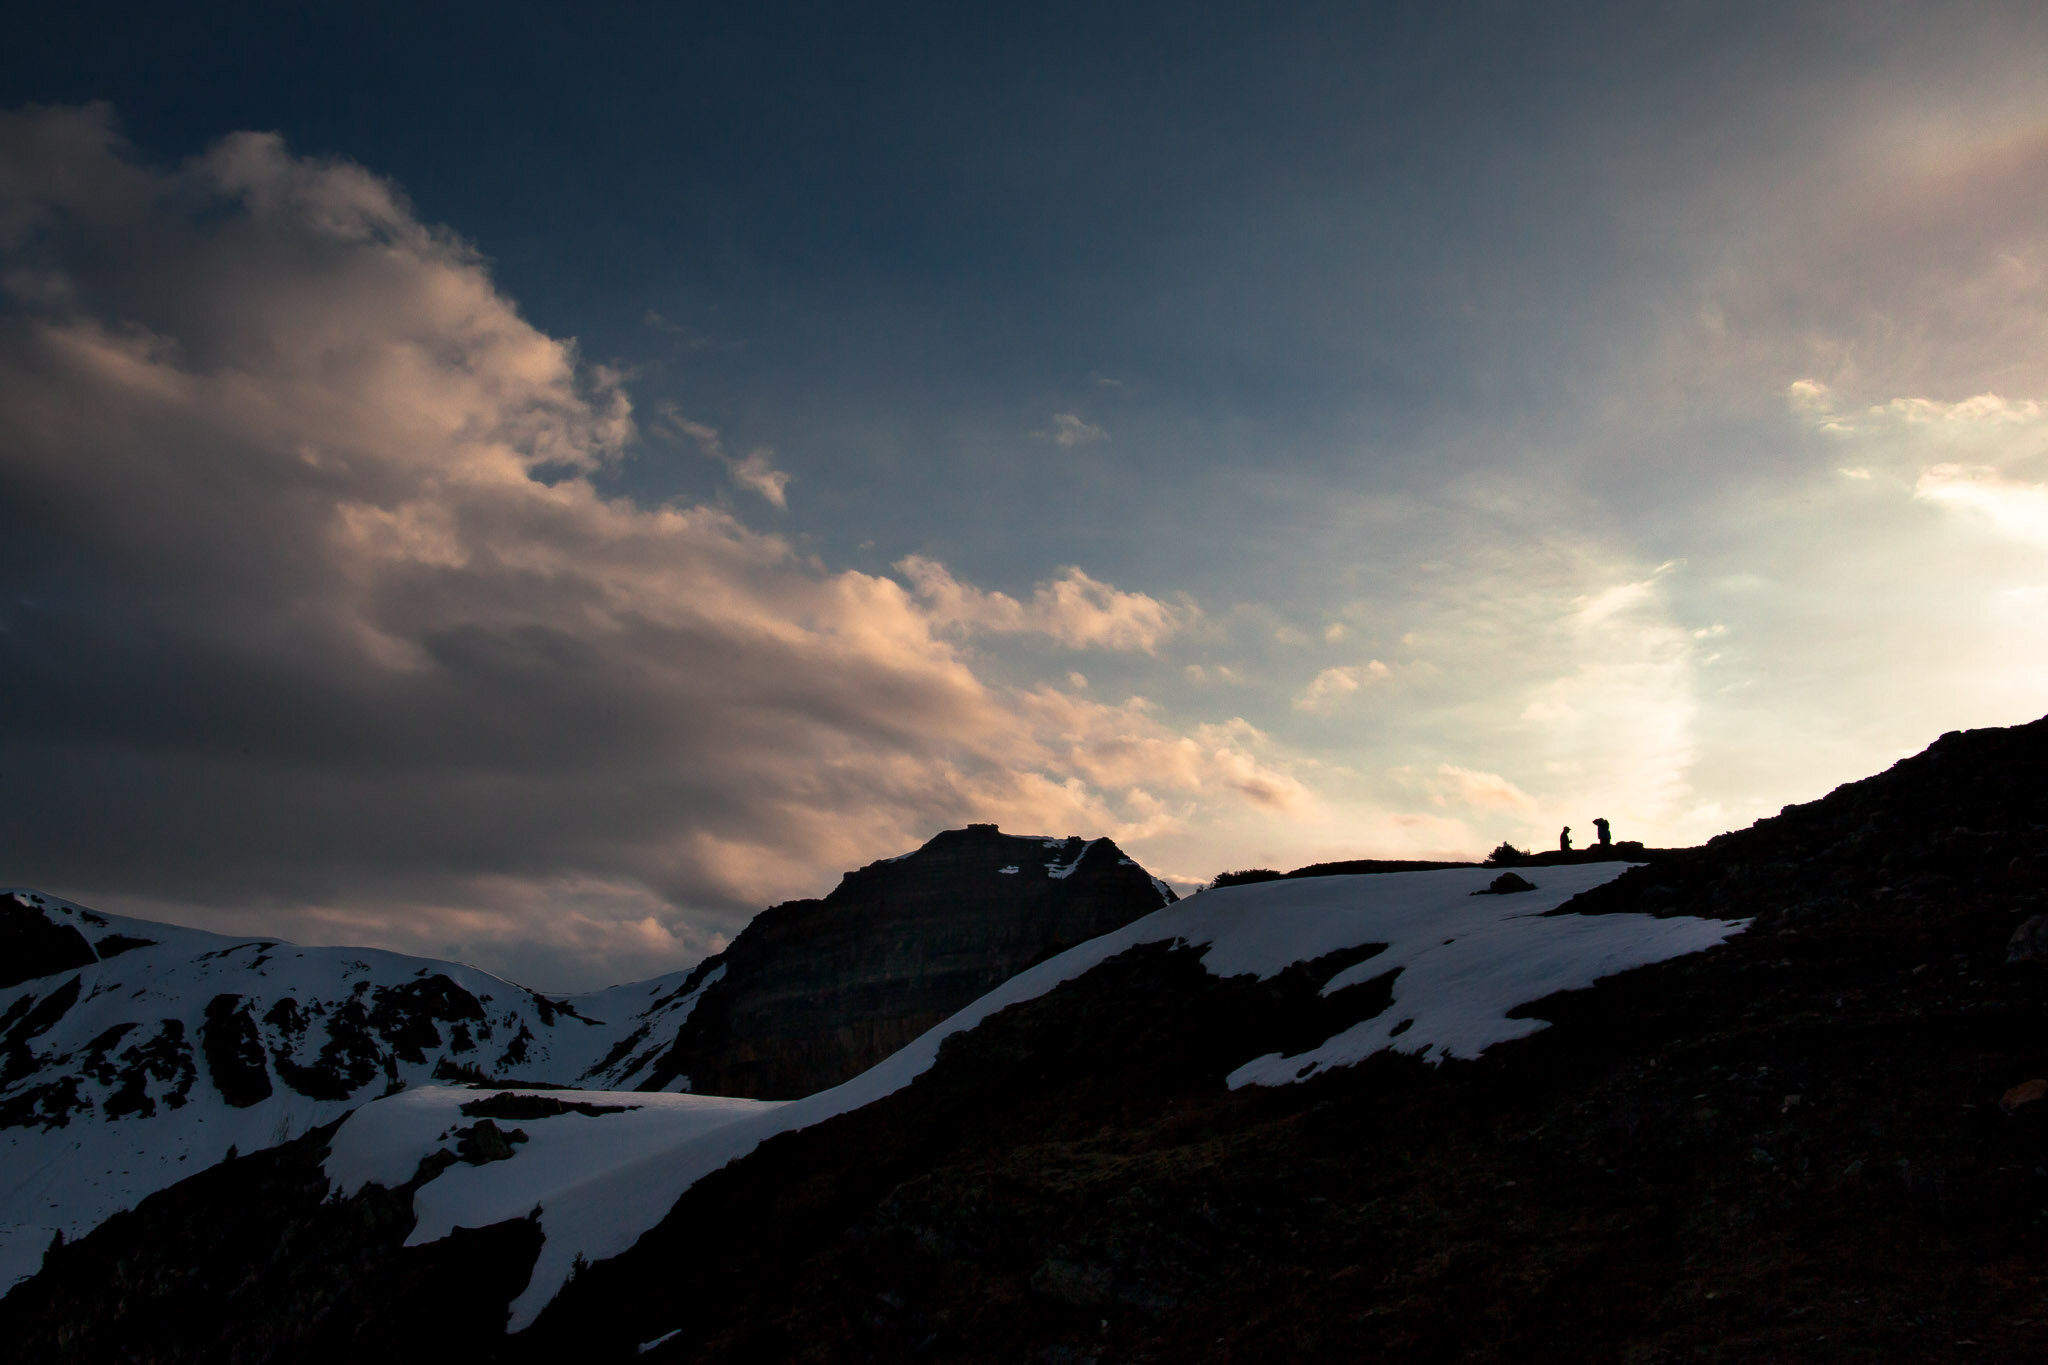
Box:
left=5, top=716, right=2046, bottom=1360
left=0, top=826, right=1174, bottom=1292
left=0, top=891, right=682, bottom=1288
left=631, top=827, right=1178, bottom=1098
left=542, top=715, right=2048, bottom=1361
left=2, top=861, right=1744, bottom=1358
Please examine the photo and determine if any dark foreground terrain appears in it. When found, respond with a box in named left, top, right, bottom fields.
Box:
left=6, top=719, right=2048, bottom=1362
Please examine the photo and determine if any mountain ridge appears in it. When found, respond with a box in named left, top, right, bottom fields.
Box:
left=0, top=826, right=1175, bottom=1289
left=634, top=827, right=1176, bottom=1098
left=5, top=716, right=2047, bottom=1359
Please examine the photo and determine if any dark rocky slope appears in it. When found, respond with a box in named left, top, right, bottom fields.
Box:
left=530, top=716, right=2048, bottom=1361
left=0, top=896, right=141, bottom=989
left=634, top=827, right=1174, bottom=1098
left=0, top=1120, right=541, bottom=1365
left=7, top=717, right=2048, bottom=1361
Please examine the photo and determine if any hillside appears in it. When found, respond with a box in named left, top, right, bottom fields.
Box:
left=0, top=826, right=1173, bottom=1292
left=0, top=892, right=664, bottom=1289
left=2, top=716, right=2045, bottom=1360
left=551, top=716, right=2048, bottom=1361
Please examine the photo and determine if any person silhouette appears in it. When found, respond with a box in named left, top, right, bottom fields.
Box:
left=1559, top=826, right=1573, bottom=853
left=1594, top=817, right=1611, bottom=847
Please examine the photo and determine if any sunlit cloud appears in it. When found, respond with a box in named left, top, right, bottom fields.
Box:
left=1914, top=464, right=2048, bottom=547
left=1431, top=764, right=1538, bottom=812
left=1294, top=661, right=1391, bottom=711
left=1790, top=382, right=2048, bottom=453
left=0, top=106, right=1298, bottom=986
left=898, top=555, right=1193, bottom=652
left=1044, top=412, right=1107, bottom=447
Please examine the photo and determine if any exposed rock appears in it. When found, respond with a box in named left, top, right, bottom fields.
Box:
left=1474, top=872, right=1538, bottom=895
left=99, top=1019, right=195, bottom=1120
left=2007, top=913, right=2048, bottom=962
left=0, top=896, right=96, bottom=989
left=1031, top=1256, right=1114, bottom=1306
left=638, top=827, right=1175, bottom=1098
left=2, top=976, right=85, bottom=1089
left=453, top=1118, right=528, bottom=1164
left=2000, top=1078, right=2047, bottom=1112
left=458, top=1093, right=638, bottom=1121
left=201, top=994, right=274, bottom=1108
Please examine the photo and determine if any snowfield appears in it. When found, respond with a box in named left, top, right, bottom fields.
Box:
left=0, top=890, right=710, bottom=1289
left=321, top=861, right=1744, bottom=1330
left=324, top=1086, right=781, bottom=1249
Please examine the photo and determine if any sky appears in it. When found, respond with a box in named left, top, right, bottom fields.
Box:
left=4, top=2, right=2047, bottom=989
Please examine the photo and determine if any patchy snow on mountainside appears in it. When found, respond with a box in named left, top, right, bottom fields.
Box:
left=324, top=1086, right=780, bottom=1248
left=1044, top=838, right=1101, bottom=879
left=561, top=963, right=726, bottom=1092
left=1213, top=870, right=1745, bottom=1086
left=0, top=890, right=709, bottom=1290
left=325, top=862, right=1742, bottom=1330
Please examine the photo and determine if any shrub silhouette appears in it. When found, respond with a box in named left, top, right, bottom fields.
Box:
left=1484, top=842, right=1528, bottom=866
left=1211, top=868, right=1284, bottom=889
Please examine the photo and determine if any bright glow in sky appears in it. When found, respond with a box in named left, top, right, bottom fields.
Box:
left=3, top=4, right=2046, bottom=987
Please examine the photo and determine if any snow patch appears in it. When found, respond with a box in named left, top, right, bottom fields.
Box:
left=332, top=862, right=1737, bottom=1330
left=324, top=1086, right=779, bottom=1251
left=1217, top=871, right=1742, bottom=1085
left=1044, top=837, right=1102, bottom=880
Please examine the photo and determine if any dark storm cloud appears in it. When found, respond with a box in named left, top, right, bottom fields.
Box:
left=0, top=106, right=1300, bottom=986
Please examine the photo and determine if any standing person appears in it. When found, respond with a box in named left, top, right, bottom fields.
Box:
left=1559, top=826, right=1572, bottom=853
left=1594, top=817, right=1611, bottom=847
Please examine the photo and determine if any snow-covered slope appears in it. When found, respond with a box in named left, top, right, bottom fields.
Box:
left=325, top=862, right=1745, bottom=1330
left=0, top=826, right=1165, bottom=1292
left=0, top=890, right=706, bottom=1289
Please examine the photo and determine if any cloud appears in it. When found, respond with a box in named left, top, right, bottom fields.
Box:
left=641, top=310, right=741, bottom=352
left=1514, top=570, right=1700, bottom=825
left=1789, top=381, right=2048, bottom=450
left=1915, top=464, right=2048, bottom=547
left=727, top=448, right=792, bottom=507
left=660, top=406, right=791, bottom=507
left=1293, top=661, right=1390, bottom=711
left=898, top=555, right=1193, bottom=652
left=1787, top=382, right=2048, bottom=546
left=1044, top=412, right=1107, bottom=447
left=1431, top=765, right=1538, bottom=812
left=0, top=106, right=1287, bottom=988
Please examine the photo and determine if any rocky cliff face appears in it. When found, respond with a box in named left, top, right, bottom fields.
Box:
left=636, top=827, right=1175, bottom=1099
